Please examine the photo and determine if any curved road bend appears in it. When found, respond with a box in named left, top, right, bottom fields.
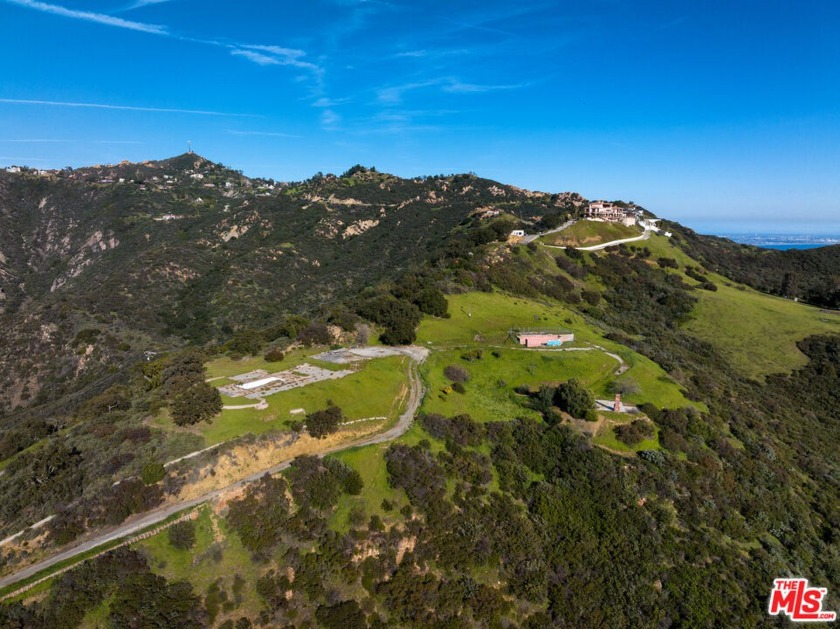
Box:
left=0, top=347, right=428, bottom=590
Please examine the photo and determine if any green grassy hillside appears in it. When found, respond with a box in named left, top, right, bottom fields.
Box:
left=418, top=291, right=697, bottom=415
left=643, top=234, right=840, bottom=378
left=685, top=281, right=840, bottom=379
left=156, top=352, right=410, bottom=445
left=540, top=219, right=641, bottom=247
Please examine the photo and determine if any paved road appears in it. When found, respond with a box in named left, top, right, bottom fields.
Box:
left=542, top=227, right=652, bottom=251
left=522, top=219, right=576, bottom=244
left=0, top=347, right=428, bottom=591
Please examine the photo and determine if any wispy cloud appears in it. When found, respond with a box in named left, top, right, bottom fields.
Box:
left=232, top=45, right=322, bottom=75
left=6, top=0, right=328, bottom=125
left=4, top=0, right=167, bottom=34
left=438, top=3, right=556, bottom=39
left=0, top=98, right=258, bottom=117
left=124, top=0, right=171, bottom=10
left=443, top=80, right=526, bottom=94
left=377, top=80, right=440, bottom=105
left=394, top=47, right=475, bottom=61
left=230, top=49, right=280, bottom=66
left=321, top=109, right=340, bottom=128
left=377, top=78, right=527, bottom=104
left=6, top=0, right=322, bottom=76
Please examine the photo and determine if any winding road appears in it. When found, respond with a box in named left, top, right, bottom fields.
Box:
left=0, top=347, right=428, bottom=592
left=518, top=218, right=654, bottom=251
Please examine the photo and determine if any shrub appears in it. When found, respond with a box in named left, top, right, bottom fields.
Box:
left=657, top=257, right=678, bottom=269
left=168, top=519, right=197, bottom=550
left=609, top=377, right=640, bottom=395
left=615, top=420, right=655, bottom=446
left=264, top=348, right=285, bottom=362
left=315, top=600, right=367, bottom=629
left=553, top=379, right=595, bottom=421
left=307, top=405, right=344, bottom=438
left=413, top=288, right=449, bottom=317
left=225, top=329, right=263, bottom=356
left=444, top=365, right=469, bottom=383
left=637, top=449, right=666, bottom=465
left=170, top=382, right=222, bottom=426
left=73, top=328, right=102, bottom=346
left=460, top=349, right=483, bottom=362
left=452, top=382, right=466, bottom=394
left=141, top=461, right=166, bottom=485
left=298, top=322, right=333, bottom=346
left=581, top=289, right=601, bottom=305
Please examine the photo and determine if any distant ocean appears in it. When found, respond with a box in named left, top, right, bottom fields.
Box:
left=716, top=234, right=840, bottom=250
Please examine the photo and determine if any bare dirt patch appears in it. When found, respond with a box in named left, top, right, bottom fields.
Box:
left=174, top=421, right=388, bottom=502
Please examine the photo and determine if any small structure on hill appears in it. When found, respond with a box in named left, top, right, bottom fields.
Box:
left=512, top=328, right=575, bottom=348
left=508, top=229, right=526, bottom=244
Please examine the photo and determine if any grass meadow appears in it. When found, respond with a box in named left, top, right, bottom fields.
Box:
left=642, top=234, right=840, bottom=379
left=539, top=220, right=641, bottom=247
left=156, top=354, right=410, bottom=445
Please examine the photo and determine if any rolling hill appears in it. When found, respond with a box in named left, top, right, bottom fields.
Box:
left=0, top=155, right=838, bottom=627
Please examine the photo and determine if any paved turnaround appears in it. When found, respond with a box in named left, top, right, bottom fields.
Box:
left=0, top=347, right=428, bottom=591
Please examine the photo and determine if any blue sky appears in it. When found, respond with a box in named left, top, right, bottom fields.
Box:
left=1, top=0, right=839, bottom=234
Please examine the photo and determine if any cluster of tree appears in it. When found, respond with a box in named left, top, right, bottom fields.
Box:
left=614, top=418, right=656, bottom=445
left=584, top=248, right=698, bottom=337
left=226, top=455, right=363, bottom=562
left=144, top=350, right=221, bottom=426
left=73, top=385, right=131, bottom=422
left=354, top=271, right=450, bottom=345
left=391, top=272, right=449, bottom=318
left=474, top=244, right=585, bottom=304
left=418, top=413, right=484, bottom=447
left=0, top=418, right=54, bottom=461
left=527, top=379, right=596, bottom=422
left=285, top=455, right=363, bottom=509
left=306, top=405, right=344, bottom=439
left=226, top=473, right=291, bottom=559
left=0, top=548, right=206, bottom=628
left=356, top=295, right=422, bottom=345
left=0, top=442, right=86, bottom=541
left=168, top=518, right=197, bottom=550
left=0, top=368, right=203, bottom=543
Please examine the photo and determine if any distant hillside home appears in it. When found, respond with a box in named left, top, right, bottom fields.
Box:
left=515, top=329, right=575, bottom=348
left=586, top=201, right=637, bottom=226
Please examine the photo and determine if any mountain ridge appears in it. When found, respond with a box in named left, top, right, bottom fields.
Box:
left=0, top=154, right=583, bottom=413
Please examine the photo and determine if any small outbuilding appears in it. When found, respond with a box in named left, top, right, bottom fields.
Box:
left=514, top=329, right=575, bottom=348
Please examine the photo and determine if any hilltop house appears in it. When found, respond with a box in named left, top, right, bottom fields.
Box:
left=586, top=201, right=637, bottom=226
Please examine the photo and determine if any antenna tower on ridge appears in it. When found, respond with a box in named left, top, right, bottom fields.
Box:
left=187, top=140, right=193, bottom=154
